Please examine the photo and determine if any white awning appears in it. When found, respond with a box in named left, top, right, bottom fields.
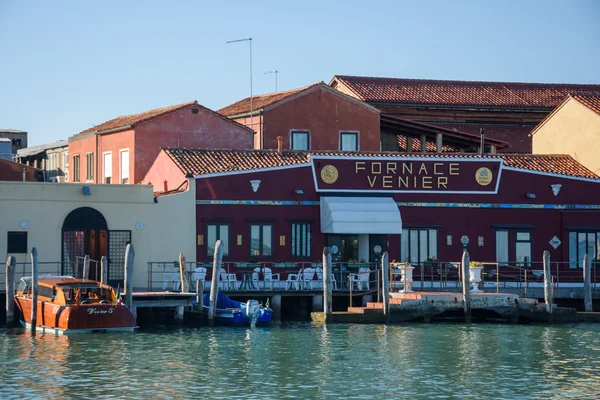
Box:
left=320, top=196, right=402, bottom=234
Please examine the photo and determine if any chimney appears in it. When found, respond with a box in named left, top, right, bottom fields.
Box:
left=277, top=136, right=283, bottom=153
left=163, top=180, right=168, bottom=192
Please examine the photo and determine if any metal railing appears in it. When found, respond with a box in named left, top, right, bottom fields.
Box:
left=0, top=261, right=75, bottom=292
left=146, top=261, right=384, bottom=292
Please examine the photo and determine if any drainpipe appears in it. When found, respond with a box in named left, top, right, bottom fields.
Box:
left=22, top=168, right=25, bottom=182
left=480, top=128, right=485, bottom=156
left=164, top=180, right=168, bottom=192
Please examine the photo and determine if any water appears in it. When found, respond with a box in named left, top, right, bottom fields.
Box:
left=1, top=323, right=599, bottom=399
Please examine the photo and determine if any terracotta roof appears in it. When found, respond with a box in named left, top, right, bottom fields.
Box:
left=331, top=75, right=600, bottom=109
left=427, top=124, right=533, bottom=153
left=218, top=82, right=324, bottom=117
left=73, top=101, right=252, bottom=139
left=163, top=148, right=599, bottom=180
left=572, top=94, right=600, bottom=115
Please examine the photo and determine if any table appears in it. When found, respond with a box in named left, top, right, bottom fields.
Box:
left=238, top=271, right=256, bottom=290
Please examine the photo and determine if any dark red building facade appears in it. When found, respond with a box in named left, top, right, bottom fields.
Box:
left=155, top=148, right=600, bottom=275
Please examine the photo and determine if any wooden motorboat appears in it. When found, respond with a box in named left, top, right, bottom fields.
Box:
left=14, top=275, right=137, bottom=334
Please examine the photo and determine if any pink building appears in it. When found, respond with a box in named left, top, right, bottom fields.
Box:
left=68, top=101, right=253, bottom=186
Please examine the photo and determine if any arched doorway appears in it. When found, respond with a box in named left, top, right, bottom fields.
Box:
left=62, top=207, right=108, bottom=281
left=61, top=207, right=130, bottom=287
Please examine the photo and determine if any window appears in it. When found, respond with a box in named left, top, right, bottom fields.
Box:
left=120, top=149, right=129, bottom=184
left=47, top=153, right=58, bottom=181
left=400, top=228, right=437, bottom=264
left=250, top=224, right=272, bottom=256
left=494, top=229, right=532, bottom=267
left=62, top=151, right=69, bottom=182
left=515, top=231, right=532, bottom=267
left=569, top=231, right=600, bottom=269
left=7, top=231, right=27, bottom=253
left=73, top=154, right=80, bottom=182
left=86, top=152, right=94, bottom=181
left=340, top=132, right=358, bottom=151
left=291, top=131, right=309, bottom=150
left=206, top=224, right=229, bottom=256
left=291, top=223, right=311, bottom=257
left=495, top=230, right=509, bottom=265
left=103, top=152, right=112, bottom=184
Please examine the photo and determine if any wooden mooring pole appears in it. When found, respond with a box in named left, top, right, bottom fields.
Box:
left=381, top=251, right=390, bottom=320
left=31, top=248, right=39, bottom=334
left=100, top=256, right=108, bottom=285
left=583, top=254, right=592, bottom=312
left=179, top=253, right=188, bottom=293
left=196, top=278, right=203, bottom=315
left=208, top=240, right=223, bottom=325
left=543, top=250, right=553, bottom=314
left=323, top=247, right=332, bottom=323
left=461, top=251, right=471, bottom=323
left=83, top=255, right=90, bottom=280
left=124, top=244, right=134, bottom=311
left=5, top=256, right=16, bottom=327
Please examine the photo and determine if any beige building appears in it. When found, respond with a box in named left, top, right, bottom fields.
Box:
left=1, top=180, right=196, bottom=289
left=532, top=95, right=600, bottom=175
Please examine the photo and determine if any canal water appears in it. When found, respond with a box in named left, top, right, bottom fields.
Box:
left=1, top=323, right=599, bottom=399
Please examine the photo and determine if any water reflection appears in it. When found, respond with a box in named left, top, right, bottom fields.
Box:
left=1, top=324, right=600, bottom=399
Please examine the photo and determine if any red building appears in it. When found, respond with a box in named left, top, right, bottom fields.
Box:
left=148, top=148, right=600, bottom=276
left=330, top=75, right=600, bottom=153
left=218, top=82, right=510, bottom=155
left=68, top=100, right=253, bottom=186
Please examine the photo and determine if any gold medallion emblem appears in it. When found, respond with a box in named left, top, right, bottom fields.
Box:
left=475, top=167, right=493, bottom=186
left=321, top=165, right=339, bottom=184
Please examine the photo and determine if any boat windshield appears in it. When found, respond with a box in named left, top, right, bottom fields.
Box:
left=62, top=285, right=113, bottom=304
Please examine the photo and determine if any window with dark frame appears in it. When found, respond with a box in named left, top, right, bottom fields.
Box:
left=291, top=131, right=309, bottom=150
left=494, top=229, right=532, bottom=267
left=515, top=231, right=532, bottom=267
left=206, top=224, right=229, bottom=257
left=400, top=228, right=438, bottom=264
left=569, top=231, right=600, bottom=269
left=73, top=154, right=80, bottom=182
left=86, top=152, right=94, bottom=181
left=250, top=224, right=272, bottom=256
left=291, top=222, right=311, bottom=257
left=340, top=131, right=358, bottom=151
left=7, top=231, right=27, bottom=254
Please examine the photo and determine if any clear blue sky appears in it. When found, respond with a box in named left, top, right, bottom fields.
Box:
left=1, top=0, right=599, bottom=146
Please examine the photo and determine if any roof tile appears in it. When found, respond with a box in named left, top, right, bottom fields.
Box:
left=218, top=82, right=323, bottom=117
left=572, top=94, right=600, bottom=115
left=332, top=75, right=600, bottom=108
left=164, top=148, right=599, bottom=180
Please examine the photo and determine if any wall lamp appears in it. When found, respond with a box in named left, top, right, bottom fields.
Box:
left=294, top=189, right=304, bottom=195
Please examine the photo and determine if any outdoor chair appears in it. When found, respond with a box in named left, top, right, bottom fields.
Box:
left=219, top=269, right=237, bottom=290
left=162, top=265, right=179, bottom=291
left=262, top=267, right=280, bottom=290
left=252, top=267, right=261, bottom=287
left=315, top=267, right=338, bottom=290
left=190, top=266, right=207, bottom=291
left=301, top=267, right=315, bottom=290
left=349, top=267, right=370, bottom=291
left=286, top=270, right=302, bottom=290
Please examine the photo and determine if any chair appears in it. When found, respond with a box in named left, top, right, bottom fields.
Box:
left=262, top=267, right=280, bottom=290
left=301, top=268, right=315, bottom=290
left=315, top=268, right=337, bottom=290
left=350, top=267, right=370, bottom=291
left=162, top=265, right=179, bottom=291
left=219, top=269, right=235, bottom=290
left=252, top=267, right=261, bottom=288
left=190, top=266, right=207, bottom=291
left=286, top=270, right=301, bottom=290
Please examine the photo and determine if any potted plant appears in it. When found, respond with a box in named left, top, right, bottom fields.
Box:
left=469, top=261, right=484, bottom=292
left=274, top=260, right=286, bottom=269
left=313, top=259, right=323, bottom=268
left=424, top=256, right=440, bottom=268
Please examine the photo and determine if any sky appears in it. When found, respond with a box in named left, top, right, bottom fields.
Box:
left=1, top=0, right=599, bottom=146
